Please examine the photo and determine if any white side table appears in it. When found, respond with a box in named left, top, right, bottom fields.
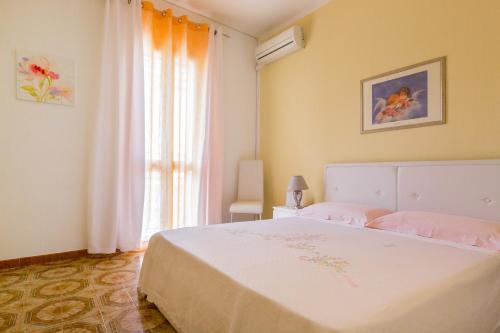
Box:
left=272, top=206, right=301, bottom=219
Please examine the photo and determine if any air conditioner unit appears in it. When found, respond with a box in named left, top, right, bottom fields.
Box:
left=256, top=26, right=305, bottom=69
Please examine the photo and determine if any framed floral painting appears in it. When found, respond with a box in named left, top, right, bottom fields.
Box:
left=361, top=57, right=446, bottom=133
left=16, top=50, right=75, bottom=106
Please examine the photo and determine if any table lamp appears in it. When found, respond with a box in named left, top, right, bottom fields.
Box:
left=287, top=175, right=309, bottom=209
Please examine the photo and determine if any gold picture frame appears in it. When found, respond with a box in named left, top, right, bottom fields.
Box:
left=360, top=57, right=446, bottom=134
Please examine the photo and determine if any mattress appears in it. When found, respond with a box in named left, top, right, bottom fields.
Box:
left=138, top=217, right=500, bottom=333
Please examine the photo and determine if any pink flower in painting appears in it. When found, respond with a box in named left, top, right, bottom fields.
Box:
left=47, top=71, right=59, bottom=80
left=49, top=86, right=72, bottom=99
left=18, top=58, right=35, bottom=80
left=29, top=64, right=59, bottom=80
left=17, top=58, right=30, bottom=74
left=48, top=86, right=63, bottom=96
left=30, top=64, right=47, bottom=76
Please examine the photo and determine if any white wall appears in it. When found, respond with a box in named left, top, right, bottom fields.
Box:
left=220, top=29, right=258, bottom=222
left=0, top=0, right=257, bottom=260
left=155, top=0, right=259, bottom=223
left=0, top=0, right=104, bottom=260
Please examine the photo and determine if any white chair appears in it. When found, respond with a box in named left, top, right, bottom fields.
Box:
left=229, top=160, right=264, bottom=222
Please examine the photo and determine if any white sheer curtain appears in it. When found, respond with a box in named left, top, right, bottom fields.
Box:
left=88, top=0, right=145, bottom=253
left=198, top=27, right=224, bottom=226
left=141, top=4, right=222, bottom=240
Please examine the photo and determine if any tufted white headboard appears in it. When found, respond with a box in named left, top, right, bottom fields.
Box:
left=324, top=160, right=500, bottom=221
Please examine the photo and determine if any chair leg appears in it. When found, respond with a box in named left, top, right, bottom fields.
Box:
left=230, top=213, right=233, bottom=223
left=259, top=214, right=262, bottom=220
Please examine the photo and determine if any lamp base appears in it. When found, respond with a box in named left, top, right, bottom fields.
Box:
left=293, top=190, right=303, bottom=209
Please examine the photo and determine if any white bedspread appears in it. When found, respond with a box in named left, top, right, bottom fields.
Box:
left=139, top=218, right=500, bottom=333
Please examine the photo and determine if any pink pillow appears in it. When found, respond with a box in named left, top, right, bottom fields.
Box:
left=298, top=202, right=392, bottom=227
left=367, top=211, right=500, bottom=251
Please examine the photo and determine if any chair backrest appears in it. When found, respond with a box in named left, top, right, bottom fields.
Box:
left=237, top=160, right=264, bottom=201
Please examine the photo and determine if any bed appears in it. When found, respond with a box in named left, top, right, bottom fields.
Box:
left=139, top=160, right=500, bottom=333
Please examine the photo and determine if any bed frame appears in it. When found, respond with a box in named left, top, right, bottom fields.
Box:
left=324, top=160, right=500, bottom=222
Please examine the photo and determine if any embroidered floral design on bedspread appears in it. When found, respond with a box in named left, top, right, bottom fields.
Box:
left=299, top=255, right=350, bottom=273
left=286, top=242, right=317, bottom=251
left=225, top=230, right=327, bottom=242
left=225, top=229, right=358, bottom=288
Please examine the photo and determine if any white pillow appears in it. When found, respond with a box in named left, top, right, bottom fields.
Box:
left=299, top=202, right=392, bottom=227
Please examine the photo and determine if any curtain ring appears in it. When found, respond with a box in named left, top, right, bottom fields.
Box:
left=162, top=10, right=167, bottom=17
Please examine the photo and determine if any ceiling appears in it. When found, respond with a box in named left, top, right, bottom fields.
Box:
left=166, top=0, right=332, bottom=38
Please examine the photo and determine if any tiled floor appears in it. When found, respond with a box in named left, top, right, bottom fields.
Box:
left=0, top=251, right=177, bottom=332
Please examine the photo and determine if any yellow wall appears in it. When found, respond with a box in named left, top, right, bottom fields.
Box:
left=259, top=0, right=500, bottom=217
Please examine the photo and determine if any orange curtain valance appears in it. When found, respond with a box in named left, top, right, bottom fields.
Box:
left=142, top=1, right=209, bottom=33
left=142, top=1, right=210, bottom=57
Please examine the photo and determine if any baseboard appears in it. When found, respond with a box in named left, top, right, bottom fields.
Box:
left=0, top=249, right=88, bottom=270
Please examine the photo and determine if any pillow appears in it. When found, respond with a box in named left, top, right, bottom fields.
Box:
left=366, top=211, right=500, bottom=251
left=298, top=202, right=392, bottom=227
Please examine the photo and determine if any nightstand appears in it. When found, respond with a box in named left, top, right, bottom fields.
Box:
left=273, top=206, right=301, bottom=219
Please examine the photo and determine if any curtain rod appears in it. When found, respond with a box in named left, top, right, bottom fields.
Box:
left=127, top=0, right=231, bottom=38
